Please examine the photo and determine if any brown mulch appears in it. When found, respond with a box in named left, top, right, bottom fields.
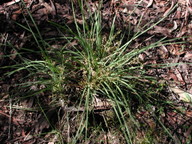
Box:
left=0, top=0, right=192, bottom=143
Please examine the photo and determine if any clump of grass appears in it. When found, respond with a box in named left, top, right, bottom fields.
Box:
left=48, top=1, right=177, bottom=143
left=1, top=0, right=181, bottom=143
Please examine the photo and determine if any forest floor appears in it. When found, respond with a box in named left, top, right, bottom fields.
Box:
left=0, top=0, right=192, bottom=143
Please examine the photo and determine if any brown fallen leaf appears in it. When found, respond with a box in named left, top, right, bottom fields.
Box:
left=163, top=0, right=176, bottom=17
left=146, top=0, right=154, bottom=8
left=148, top=25, right=172, bottom=37
left=174, top=68, right=185, bottom=85
left=169, top=86, right=192, bottom=103
left=185, top=111, right=192, bottom=117
left=158, top=45, right=169, bottom=59
left=12, top=9, right=22, bottom=20
left=168, top=71, right=178, bottom=81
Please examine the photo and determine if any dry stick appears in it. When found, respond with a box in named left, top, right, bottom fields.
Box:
left=8, top=97, right=13, bottom=140
left=5, top=0, right=21, bottom=6
left=0, top=110, right=21, bottom=125
left=163, top=0, right=175, bottom=17
left=67, top=112, right=71, bottom=143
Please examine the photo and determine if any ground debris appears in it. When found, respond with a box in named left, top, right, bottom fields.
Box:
left=0, top=0, right=192, bottom=143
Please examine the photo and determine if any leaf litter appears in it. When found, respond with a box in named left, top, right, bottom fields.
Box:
left=0, top=0, right=192, bottom=143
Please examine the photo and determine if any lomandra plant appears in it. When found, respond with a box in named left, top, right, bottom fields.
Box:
left=49, top=1, right=178, bottom=143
